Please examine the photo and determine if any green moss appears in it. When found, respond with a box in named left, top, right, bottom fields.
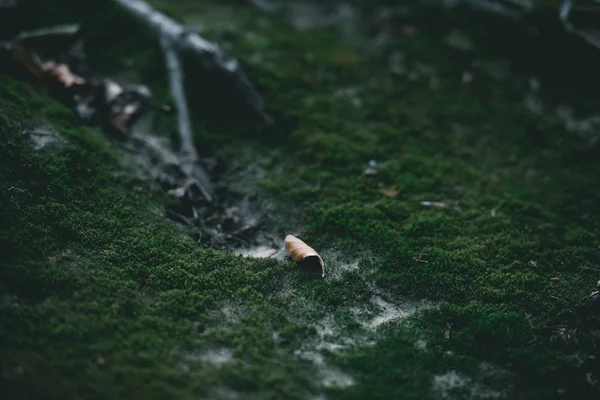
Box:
left=2, top=0, right=600, bottom=398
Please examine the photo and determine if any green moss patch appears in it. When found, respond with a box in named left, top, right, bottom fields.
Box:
left=2, top=0, right=600, bottom=398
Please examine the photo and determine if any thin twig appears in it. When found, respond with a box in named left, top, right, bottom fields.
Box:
left=160, top=34, right=213, bottom=203
left=160, top=35, right=196, bottom=162
left=578, top=266, right=600, bottom=273
left=550, top=295, right=570, bottom=304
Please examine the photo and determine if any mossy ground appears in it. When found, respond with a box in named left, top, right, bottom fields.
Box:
left=1, top=0, right=600, bottom=399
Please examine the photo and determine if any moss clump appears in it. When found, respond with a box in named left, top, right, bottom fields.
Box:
left=2, top=0, right=600, bottom=399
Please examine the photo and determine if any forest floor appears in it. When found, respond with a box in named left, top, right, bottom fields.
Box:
left=1, top=1, right=600, bottom=399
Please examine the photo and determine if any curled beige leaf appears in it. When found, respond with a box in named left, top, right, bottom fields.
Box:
left=41, top=60, right=86, bottom=88
left=284, top=235, right=324, bottom=277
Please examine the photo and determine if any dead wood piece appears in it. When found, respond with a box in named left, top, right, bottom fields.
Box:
left=112, top=0, right=271, bottom=123
left=160, top=35, right=195, bottom=160
left=420, top=201, right=448, bottom=209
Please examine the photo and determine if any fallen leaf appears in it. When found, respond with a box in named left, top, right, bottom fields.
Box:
left=41, top=60, right=85, bottom=88
left=284, top=235, right=324, bottom=277
left=4, top=27, right=151, bottom=138
left=383, top=186, right=399, bottom=198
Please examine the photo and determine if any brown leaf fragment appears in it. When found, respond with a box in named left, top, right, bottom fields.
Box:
left=41, top=60, right=85, bottom=88
left=284, top=235, right=324, bottom=277
left=383, top=186, right=399, bottom=198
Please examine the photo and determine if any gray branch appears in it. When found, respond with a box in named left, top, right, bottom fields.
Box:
left=111, top=0, right=275, bottom=204
left=112, top=0, right=270, bottom=122
left=160, top=35, right=195, bottom=161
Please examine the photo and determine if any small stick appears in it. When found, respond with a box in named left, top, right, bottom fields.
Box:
left=550, top=295, right=569, bottom=304
left=160, top=34, right=213, bottom=203
left=578, top=266, right=600, bottom=273
left=160, top=35, right=195, bottom=162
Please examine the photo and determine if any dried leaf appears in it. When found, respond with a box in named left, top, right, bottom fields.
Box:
left=3, top=27, right=151, bottom=138
left=284, top=235, right=324, bottom=277
left=383, top=186, right=399, bottom=198
left=41, top=60, right=85, bottom=88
